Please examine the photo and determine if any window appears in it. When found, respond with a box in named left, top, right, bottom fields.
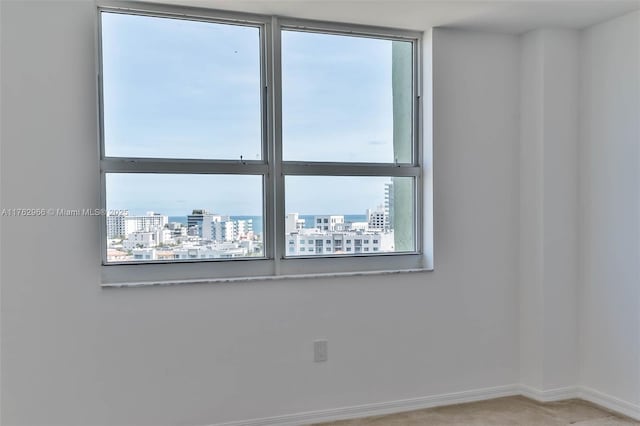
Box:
left=99, top=5, right=423, bottom=284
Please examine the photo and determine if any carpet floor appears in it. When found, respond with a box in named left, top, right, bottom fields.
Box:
left=314, top=396, right=639, bottom=425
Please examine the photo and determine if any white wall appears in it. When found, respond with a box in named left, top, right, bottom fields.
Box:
left=579, top=10, right=640, bottom=409
left=517, top=14, right=640, bottom=412
left=519, top=30, right=545, bottom=391
left=0, top=3, right=521, bottom=425
left=519, top=29, right=579, bottom=393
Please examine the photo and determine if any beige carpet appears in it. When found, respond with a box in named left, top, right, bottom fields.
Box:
left=314, top=396, right=639, bottom=425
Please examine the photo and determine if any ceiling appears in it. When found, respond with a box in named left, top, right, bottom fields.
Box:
left=142, top=0, right=640, bottom=33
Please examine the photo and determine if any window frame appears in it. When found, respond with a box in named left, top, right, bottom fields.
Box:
left=97, top=2, right=425, bottom=285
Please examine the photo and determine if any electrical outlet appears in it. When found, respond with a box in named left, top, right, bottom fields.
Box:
left=314, top=340, right=328, bottom=362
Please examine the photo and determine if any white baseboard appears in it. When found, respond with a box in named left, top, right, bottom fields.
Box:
left=519, top=384, right=640, bottom=421
left=211, top=384, right=519, bottom=426
left=518, top=384, right=579, bottom=402
left=578, top=386, right=640, bottom=421
left=211, top=384, right=640, bottom=426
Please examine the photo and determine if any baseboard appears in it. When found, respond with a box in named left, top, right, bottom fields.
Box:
left=518, top=384, right=579, bottom=402
left=210, top=384, right=640, bottom=426
left=578, top=386, right=640, bottom=421
left=519, top=384, right=640, bottom=421
left=211, top=384, right=520, bottom=426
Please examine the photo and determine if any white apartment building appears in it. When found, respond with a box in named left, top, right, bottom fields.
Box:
left=107, top=211, right=169, bottom=238
left=123, top=231, right=157, bottom=250
left=157, top=228, right=173, bottom=245
left=210, top=219, right=254, bottom=242
left=129, top=239, right=258, bottom=262
left=313, top=215, right=344, bottom=232
left=286, top=229, right=394, bottom=256
left=125, top=212, right=168, bottom=234
left=335, top=221, right=369, bottom=232
left=131, top=248, right=157, bottom=261
left=106, top=211, right=129, bottom=238
left=366, top=206, right=388, bottom=231
left=122, top=228, right=172, bottom=250
left=285, top=213, right=306, bottom=234
left=167, top=222, right=188, bottom=239
left=211, top=220, right=235, bottom=242
left=236, top=219, right=253, bottom=238
left=173, top=243, right=249, bottom=260
left=384, top=181, right=394, bottom=228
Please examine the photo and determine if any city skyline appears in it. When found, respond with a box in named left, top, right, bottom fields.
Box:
left=106, top=174, right=394, bottom=216
left=105, top=206, right=396, bottom=262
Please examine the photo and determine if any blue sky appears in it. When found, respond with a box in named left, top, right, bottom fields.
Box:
left=102, top=12, right=409, bottom=216
left=102, top=13, right=262, bottom=160
left=282, top=30, right=396, bottom=162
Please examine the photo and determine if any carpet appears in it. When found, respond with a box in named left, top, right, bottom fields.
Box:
left=313, top=395, right=639, bottom=425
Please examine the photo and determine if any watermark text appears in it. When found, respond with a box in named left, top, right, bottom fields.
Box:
left=1, top=208, right=128, bottom=217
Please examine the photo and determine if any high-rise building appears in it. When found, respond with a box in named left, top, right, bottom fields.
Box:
left=385, top=181, right=394, bottom=230
left=366, top=206, right=388, bottom=231
left=187, top=209, right=217, bottom=238
left=106, top=210, right=129, bottom=238
left=211, top=218, right=254, bottom=242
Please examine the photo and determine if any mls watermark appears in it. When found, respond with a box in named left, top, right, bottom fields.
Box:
left=1, top=208, right=128, bottom=217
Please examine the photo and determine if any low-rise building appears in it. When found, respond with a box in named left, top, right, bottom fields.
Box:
left=285, top=213, right=305, bottom=234
left=286, top=229, right=394, bottom=256
left=313, top=215, right=344, bottom=232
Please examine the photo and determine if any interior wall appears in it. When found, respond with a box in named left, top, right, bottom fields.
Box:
left=519, top=28, right=579, bottom=393
left=519, top=30, right=545, bottom=391
left=0, top=2, right=521, bottom=425
left=539, top=29, right=579, bottom=392
left=579, top=9, right=640, bottom=408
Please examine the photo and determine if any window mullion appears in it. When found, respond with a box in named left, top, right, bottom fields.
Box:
left=262, top=19, right=275, bottom=263
left=271, top=16, right=285, bottom=268
left=281, top=162, right=421, bottom=177
left=101, top=158, right=268, bottom=175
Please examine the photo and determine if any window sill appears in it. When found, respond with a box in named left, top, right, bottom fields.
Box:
left=101, top=267, right=433, bottom=288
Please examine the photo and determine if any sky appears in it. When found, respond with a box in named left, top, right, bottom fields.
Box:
left=102, top=12, right=411, bottom=216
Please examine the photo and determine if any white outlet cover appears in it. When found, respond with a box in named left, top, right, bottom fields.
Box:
left=314, top=340, right=328, bottom=362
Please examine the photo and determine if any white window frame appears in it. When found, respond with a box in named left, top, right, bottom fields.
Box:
left=97, top=2, right=426, bottom=286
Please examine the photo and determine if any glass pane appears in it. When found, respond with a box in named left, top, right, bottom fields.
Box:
left=105, top=174, right=263, bottom=263
left=101, top=13, right=262, bottom=160
left=282, top=31, right=413, bottom=163
left=285, top=176, right=414, bottom=256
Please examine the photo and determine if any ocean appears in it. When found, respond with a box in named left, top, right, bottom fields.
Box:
left=168, top=214, right=367, bottom=235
